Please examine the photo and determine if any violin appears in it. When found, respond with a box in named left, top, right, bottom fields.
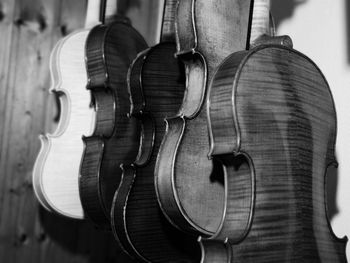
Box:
left=201, top=0, right=348, bottom=262
left=79, top=0, right=147, bottom=227
left=33, top=37, right=66, bottom=212
left=32, top=0, right=101, bottom=219
left=155, top=0, right=252, bottom=236
left=111, top=0, right=199, bottom=262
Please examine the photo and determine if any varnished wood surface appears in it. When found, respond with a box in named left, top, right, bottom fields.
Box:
left=32, top=37, right=65, bottom=212
left=33, top=28, right=95, bottom=219
left=155, top=0, right=252, bottom=236
left=32, top=0, right=104, bottom=220
left=204, top=44, right=348, bottom=262
left=79, top=19, right=148, bottom=228
left=110, top=1, right=200, bottom=261
left=111, top=42, right=200, bottom=263
left=0, top=0, right=160, bottom=261
left=0, top=0, right=106, bottom=261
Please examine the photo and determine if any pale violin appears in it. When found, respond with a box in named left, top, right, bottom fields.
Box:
left=32, top=0, right=101, bottom=219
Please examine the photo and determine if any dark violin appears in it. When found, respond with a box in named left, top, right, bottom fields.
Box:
left=201, top=1, right=348, bottom=262
left=110, top=0, right=199, bottom=262
left=155, top=0, right=252, bottom=236
left=79, top=0, right=147, bottom=227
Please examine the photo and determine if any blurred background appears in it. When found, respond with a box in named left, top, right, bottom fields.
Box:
left=0, top=0, right=348, bottom=262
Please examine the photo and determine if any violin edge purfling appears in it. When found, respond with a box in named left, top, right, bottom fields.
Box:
left=155, top=0, right=253, bottom=236
left=33, top=29, right=97, bottom=219
left=79, top=20, right=148, bottom=228
left=112, top=41, right=201, bottom=263
left=202, top=43, right=348, bottom=262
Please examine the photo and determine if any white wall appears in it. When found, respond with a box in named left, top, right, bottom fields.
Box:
left=275, top=0, right=350, bottom=256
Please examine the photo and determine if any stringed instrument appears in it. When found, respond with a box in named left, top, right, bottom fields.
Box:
left=33, top=37, right=65, bottom=212
left=155, top=0, right=252, bottom=236
left=32, top=0, right=101, bottom=219
left=201, top=0, right=348, bottom=261
left=111, top=0, right=199, bottom=262
left=79, top=0, right=147, bottom=227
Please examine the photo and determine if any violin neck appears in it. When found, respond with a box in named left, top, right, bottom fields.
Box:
left=99, top=0, right=118, bottom=24
left=84, top=0, right=102, bottom=28
left=250, top=0, right=272, bottom=45
left=160, top=0, right=178, bottom=42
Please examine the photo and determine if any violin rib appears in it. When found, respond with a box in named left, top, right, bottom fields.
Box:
left=111, top=42, right=200, bottom=263
left=33, top=37, right=65, bottom=212
left=79, top=20, right=148, bottom=227
left=203, top=44, right=348, bottom=262
left=155, top=0, right=253, bottom=236
left=33, top=29, right=96, bottom=219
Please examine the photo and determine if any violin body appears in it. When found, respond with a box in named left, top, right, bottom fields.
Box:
left=33, top=38, right=64, bottom=212
left=111, top=42, right=199, bottom=263
left=155, top=0, right=252, bottom=236
left=32, top=29, right=96, bottom=219
left=201, top=43, right=348, bottom=262
left=79, top=18, right=147, bottom=227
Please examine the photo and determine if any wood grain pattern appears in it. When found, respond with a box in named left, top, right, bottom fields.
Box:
left=203, top=44, right=348, bottom=262
left=32, top=37, right=66, bottom=212
left=112, top=1, right=199, bottom=262
left=32, top=28, right=96, bottom=219
left=155, top=0, right=252, bottom=236
left=0, top=0, right=160, bottom=261
left=32, top=0, right=103, bottom=219
left=111, top=2, right=200, bottom=259
left=250, top=0, right=271, bottom=45
left=79, top=17, right=148, bottom=228
left=111, top=42, right=200, bottom=263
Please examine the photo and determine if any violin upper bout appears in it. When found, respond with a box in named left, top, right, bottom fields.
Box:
left=174, top=0, right=207, bottom=119
left=49, top=38, right=64, bottom=93
left=207, top=51, right=248, bottom=157
left=178, top=53, right=207, bottom=119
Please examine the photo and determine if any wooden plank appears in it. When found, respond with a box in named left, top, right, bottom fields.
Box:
left=0, top=0, right=162, bottom=262
left=0, top=0, right=57, bottom=260
left=0, top=0, right=89, bottom=261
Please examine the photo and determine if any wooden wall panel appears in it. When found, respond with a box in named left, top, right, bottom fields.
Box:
left=0, top=0, right=161, bottom=262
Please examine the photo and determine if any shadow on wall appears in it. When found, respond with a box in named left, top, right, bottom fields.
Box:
left=270, top=0, right=307, bottom=28
left=39, top=207, right=134, bottom=263
left=117, top=0, right=141, bottom=15
left=346, top=0, right=350, bottom=63
left=327, top=165, right=339, bottom=221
